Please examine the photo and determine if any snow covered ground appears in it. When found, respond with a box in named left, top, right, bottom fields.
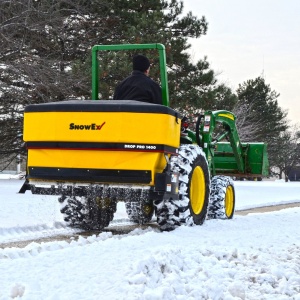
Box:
left=1, top=176, right=300, bottom=299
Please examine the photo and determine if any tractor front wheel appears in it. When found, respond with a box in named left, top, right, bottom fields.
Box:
left=207, top=175, right=235, bottom=219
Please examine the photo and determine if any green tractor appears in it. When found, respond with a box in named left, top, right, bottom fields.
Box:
left=21, top=44, right=269, bottom=231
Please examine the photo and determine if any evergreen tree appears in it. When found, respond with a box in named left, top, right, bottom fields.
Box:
left=236, top=77, right=289, bottom=167
left=99, top=0, right=237, bottom=112
left=0, top=0, right=237, bottom=168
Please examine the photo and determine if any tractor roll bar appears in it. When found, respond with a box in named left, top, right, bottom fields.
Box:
left=92, top=43, right=169, bottom=107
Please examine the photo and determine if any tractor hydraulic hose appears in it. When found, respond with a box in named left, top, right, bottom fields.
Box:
left=195, top=114, right=204, bottom=147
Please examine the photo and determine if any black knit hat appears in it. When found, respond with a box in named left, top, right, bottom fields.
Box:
left=132, top=54, right=150, bottom=72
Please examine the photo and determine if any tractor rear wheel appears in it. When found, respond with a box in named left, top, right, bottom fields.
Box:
left=125, top=189, right=154, bottom=224
left=59, top=186, right=117, bottom=230
left=207, top=175, right=235, bottom=219
left=156, top=144, right=210, bottom=231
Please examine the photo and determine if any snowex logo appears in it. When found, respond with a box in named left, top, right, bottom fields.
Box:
left=69, top=122, right=106, bottom=131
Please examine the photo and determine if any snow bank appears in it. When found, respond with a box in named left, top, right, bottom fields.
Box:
left=1, top=211, right=300, bottom=299
left=1, top=179, right=300, bottom=299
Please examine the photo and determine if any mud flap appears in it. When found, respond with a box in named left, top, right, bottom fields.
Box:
left=154, top=171, right=180, bottom=201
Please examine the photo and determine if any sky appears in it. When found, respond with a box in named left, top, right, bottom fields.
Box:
left=1, top=178, right=300, bottom=299
left=183, top=0, right=300, bottom=124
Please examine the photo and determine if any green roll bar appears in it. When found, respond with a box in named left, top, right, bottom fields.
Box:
left=91, top=43, right=169, bottom=107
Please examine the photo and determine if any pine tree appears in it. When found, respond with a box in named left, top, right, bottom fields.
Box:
left=0, top=0, right=237, bottom=168
left=100, top=0, right=237, bottom=112
left=236, top=77, right=289, bottom=167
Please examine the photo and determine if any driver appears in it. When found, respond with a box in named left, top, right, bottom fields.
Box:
left=113, top=54, right=162, bottom=105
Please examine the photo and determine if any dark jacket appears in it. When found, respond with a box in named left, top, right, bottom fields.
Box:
left=113, top=71, right=162, bottom=104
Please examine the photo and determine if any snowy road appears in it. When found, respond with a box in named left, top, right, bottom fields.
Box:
left=1, top=202, right=299, bottom=250
left=1, top=178, right=300, bottom=299
left=1, top=178, right=300, bottom=245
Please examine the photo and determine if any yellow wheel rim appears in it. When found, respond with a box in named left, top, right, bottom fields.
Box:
left=225, top=185, right=234, bottom=217
left=190, top=166, right=206, bottom=214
